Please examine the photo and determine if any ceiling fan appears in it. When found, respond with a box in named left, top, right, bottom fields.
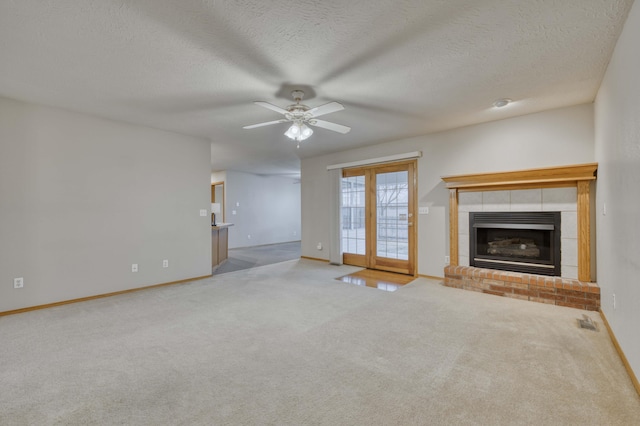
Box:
left=243, top=90, right=351, bottom=147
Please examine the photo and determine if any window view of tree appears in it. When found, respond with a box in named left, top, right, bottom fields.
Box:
left=376, top=172, right=409, bottom=260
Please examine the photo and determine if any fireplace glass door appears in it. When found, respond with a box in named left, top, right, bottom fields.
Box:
left=470, top=212, right=561, bottom=276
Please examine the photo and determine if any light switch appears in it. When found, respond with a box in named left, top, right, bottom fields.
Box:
left=419, top=207, right=429, bottom=215
left=199, top=209, right=207, bottom=217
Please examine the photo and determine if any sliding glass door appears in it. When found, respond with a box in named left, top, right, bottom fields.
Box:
left=341, top=160, right=416, bottom=275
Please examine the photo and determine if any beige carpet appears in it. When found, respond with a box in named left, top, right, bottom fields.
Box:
left=1, top=259, right=639, bottom=425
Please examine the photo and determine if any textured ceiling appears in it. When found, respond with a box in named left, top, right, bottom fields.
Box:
left=0, top=0, right=633, bottom=177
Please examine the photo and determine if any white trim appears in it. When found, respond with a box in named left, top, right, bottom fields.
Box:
left=326, top=151, right=422, bottom=171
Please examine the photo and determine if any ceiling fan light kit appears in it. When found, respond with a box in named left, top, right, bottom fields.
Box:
left=284, top=122, right=313, bottom=142
left=243, top=90, right=350, bottom=147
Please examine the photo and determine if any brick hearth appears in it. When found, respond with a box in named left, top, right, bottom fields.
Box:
left=444, top=265, right=600, bottom=311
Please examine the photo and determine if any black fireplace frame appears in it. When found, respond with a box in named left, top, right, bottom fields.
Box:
left=469, top=211, right=561, bottom=276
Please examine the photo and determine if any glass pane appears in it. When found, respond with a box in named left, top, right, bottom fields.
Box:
left=376, top=171, right=409, bottom=260
left=341, top=175, right=366, bottom=255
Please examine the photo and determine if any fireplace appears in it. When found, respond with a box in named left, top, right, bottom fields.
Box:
left=442, top=164, right=598, bottom=309
left=469, top=212, right=561, bottom=276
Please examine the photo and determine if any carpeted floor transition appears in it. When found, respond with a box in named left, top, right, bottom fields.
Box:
left=1, top=259, right=639, bottom=425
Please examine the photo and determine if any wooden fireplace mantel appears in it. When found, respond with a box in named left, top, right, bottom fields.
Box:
left=442, top=163, right=597, bottom=282
left=441, top=163, right=597, bottom=191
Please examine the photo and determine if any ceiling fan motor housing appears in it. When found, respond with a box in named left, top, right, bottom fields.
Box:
left=291, top=90, right=305, bottom=102
left=284, top=90, right=311, bottom=121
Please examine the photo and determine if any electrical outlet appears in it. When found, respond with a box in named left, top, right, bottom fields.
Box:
left=162, top=259, right=169, bottom=268
left=293, top=231, right=297, bottom=236
left=247, top=234, right=251, bottom=239
left=444, top=255, right=450, bottom=264
left=14, top=277, right=24, bottom=289
left=199, top=209, right=207, bottom=217
left=317, top=242, right=323, bottom=250
left=132, top=263, right=138, bottom=273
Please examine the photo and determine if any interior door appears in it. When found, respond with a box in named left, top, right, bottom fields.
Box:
left=341, top=160, right=416, bottom=275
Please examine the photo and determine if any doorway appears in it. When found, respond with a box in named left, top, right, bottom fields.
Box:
left=341, top=160, right=416, bottom=275
left=211, top=182, right=225, bottom=223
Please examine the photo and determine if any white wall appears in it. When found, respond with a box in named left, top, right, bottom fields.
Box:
left=594, top=0, right=640, bottom=383
left=0, top=97, right=212, bottom=312
left=211, top=171, right=226, bottom=184
left=301, top=104, right=594, bottom=277
left=225, top=170, right=301, bottom=249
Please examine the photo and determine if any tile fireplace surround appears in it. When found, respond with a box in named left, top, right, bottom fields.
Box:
left=441, top=163, right=599, bottom=311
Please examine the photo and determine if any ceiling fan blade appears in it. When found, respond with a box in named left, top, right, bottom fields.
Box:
left=309, top=119, right=351, bottom=134
left=243, top=119, right=289, bottom=129
left=308, top=102, right=344, bottom=118
left=254, top=101, right=288, bottom=115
